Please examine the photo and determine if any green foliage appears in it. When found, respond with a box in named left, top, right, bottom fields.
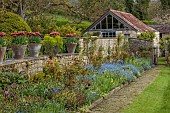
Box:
left=30, top=72, right=47, bottom=82
left=11, top=36, right=28, bottom=45
left=133, top=0, right=150, bottom=20
left=55, top=89, right=85, bottom=109
left=28, top=36, right=41, bottom=44
left=27, top=32, right=41, bottom=44
left=62, top=59, right=89, bottom=89
left=117, top=34, right=124, bottom=47
left=0, top=11, right=31, bottom=34
left=125, top=0, right=134, bottom=14
left=27, top=14, right=90, bottom=34
left=142, top=20, right=158, bottom=25
left=0, top=71, right=27, bottom=89
left=137, top=31, right=155, bottom=41
left=56, top=20, right=69, bottom=27
left=43, top=34, right=63, bottom=58
left=43, top=60, right=64, bottom=82
left=160, top=0, right=170, bottom=9
left=58, top=25, right=81, bottom=37
left=65, top=37, right=78, bottom=44
left=0, top=37, right=7, bottom=47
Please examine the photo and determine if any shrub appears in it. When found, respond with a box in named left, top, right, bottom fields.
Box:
left=0, top=10, right=31, bottom=34
left=137, top=31, right=155, bottom=41
left=0, top=71, right=27, bottom=89
left=142, top=20, right=158, bottom=25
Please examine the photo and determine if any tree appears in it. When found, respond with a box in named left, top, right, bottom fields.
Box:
left=0, top=0, right=72, bottom=21
left=70, top=0, right=125, bottom=22
left=133, top=0, right=150, bottom=20
left=125, top=0, right=134, bottom=13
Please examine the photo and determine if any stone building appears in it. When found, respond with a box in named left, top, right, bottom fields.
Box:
left=84, top=9, right=160, bottom=56
left=149, top=24, right=170, bottom=38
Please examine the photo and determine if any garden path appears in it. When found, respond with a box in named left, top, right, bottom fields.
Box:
left=90, top=65, right=163, bottom=113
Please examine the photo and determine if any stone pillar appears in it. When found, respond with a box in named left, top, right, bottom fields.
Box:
left=153, top=47, right=158, bottom=65
left=165, top=40, right=169, bottom=63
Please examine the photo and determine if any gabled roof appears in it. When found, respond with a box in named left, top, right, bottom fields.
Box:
left=149, top=24, right=170, bottom=34
left=84, top=9, right=154, bottom=33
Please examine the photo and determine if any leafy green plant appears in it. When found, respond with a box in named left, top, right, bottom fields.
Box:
left=11, top=31, right=28, bottom=45
left=55, top=89, right=85, bottom=109
left=0, top=71, right=27, bottom=89
left=65, top=33, right=78, bottom=44
left=27, top=32, right=41, bottom=44
left=43, top=33, right=63, bottom=58
left=43, top=60, right=64, bottom=81
left=0, top=32, right=7, bottom=47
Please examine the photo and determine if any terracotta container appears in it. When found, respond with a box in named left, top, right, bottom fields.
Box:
left=66, top=43, right=77, bottom=53
left=28, top=43, right=42, bottom=57
left=11, top=45, right=27, bottom=59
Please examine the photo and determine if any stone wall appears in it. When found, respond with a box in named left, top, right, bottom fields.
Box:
left=94, top=38, right=117, bottom=55
left=81, top=37, right=117, bottom=55
left=0, top=54, right=88, bottom=76
left=129, top=38, right=154, bottom=60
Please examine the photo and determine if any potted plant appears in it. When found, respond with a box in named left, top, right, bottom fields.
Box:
left=27, top=32, right=42, bottom=57
left=0, top=32, right=7, bottom=64
left=43, top=32, right=63, bottom=59
left=11, top=31, right=28, bottom=59
left=65, top=33, right=78, bottom=53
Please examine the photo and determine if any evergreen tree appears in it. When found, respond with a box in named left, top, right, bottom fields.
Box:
left=125, top=0, right=134, bottom=13
left=133, top=0, right=150, bottom=20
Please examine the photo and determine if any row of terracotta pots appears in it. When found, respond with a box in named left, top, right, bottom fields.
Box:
left=0, top=43, right=42, bottom=64
left=0, top=43, right=77, bottom=64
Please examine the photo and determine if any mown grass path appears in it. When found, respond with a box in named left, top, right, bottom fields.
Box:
left=122, top=66, right=170, bottom=113
left=90, top=65, right=163, bottom=113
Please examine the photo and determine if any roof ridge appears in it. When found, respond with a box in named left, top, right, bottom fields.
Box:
left=110, top=9, right=131, bottom=15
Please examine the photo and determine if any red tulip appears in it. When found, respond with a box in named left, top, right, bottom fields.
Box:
left=0, top=32, right=6, bottom=37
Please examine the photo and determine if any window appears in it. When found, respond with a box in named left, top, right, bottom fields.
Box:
left=113, top=17, right=119, bottom=28
left=107, top=15, right=112, bottom=29
left=124, top=34, right=130, bottom=37
left=101, top=18, right=107, bottom=29
left=96, top=23, right=101, bottom=29
left=89, top=14, right=129, bottom=31
left=102, top=32, right=116, bottom=37
left=120, top=23, right=125, bottom=28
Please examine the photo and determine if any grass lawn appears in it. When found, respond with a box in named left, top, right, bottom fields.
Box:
left=122, top=66, right=170, bottom=113
left=158, top=57, right=166, bottom=65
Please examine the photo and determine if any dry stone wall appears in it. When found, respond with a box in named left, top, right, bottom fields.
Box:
left=0, top=54, right=88, bottom=75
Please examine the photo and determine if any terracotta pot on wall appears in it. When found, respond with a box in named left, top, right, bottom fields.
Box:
left=66, top=43, right=77, bottom=53
left=11, top=45, right=27, bottom=59
left=0, top=47, right=6, bottom=64
left=28, top=43, right=42, bottom=57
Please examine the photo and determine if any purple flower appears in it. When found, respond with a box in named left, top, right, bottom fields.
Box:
left=11, top=93, right=15, bottom=97
left=4, top=90, right=9, bottom=97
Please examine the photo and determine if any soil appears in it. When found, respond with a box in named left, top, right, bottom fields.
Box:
left=89, top=65, right=163, bottom=113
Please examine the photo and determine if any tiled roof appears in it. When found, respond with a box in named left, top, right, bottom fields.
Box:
left=149, top=24, right=170, bottom=34
left=110, top=10, right=153, bottom=32
left=84, top=9, right=154, bottom=33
